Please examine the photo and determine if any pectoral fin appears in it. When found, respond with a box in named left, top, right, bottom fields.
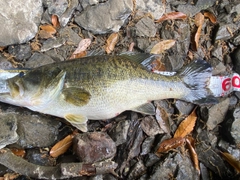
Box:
left=62, top=87, right=91, bottom=106
left=64, top=114, right=88, bottom=132
left=131, top=103, right=155, bottom=115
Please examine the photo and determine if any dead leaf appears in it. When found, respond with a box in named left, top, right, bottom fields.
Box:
left=156, top=12, right=187, bottom=23
left=221, top=152, right=240, bottom=173
left=193, top=26, right=202, bottom=50
left=150, top=40, right=176, bottom=54
left=155, top=137, right=185, bottom=155
left=195, top=13, right=205, bottom=27
left=192, top=13, right=204, bottom=51
left=0, top=47, right=5, bottom=51
left=31, top=41, right=41, bottom=51
left=40, top=25, right=57, bottom=34
left=128, top=42, right=135, bottom=52
left=52, top=15, right=60, bottom=28
left=69, top=38, right=91, bottom=59
left=1, top=173, right=19, bottom=180
left=155, top=105, right=170, bottom=134
left=151, top=57, right=166, bottom=72
left=50, top=134, right=75, bottom=158
left=174, top=108, right=197, bottom=138
left=10, top=148, right=26, bottom=157
left=38, top=30, right=55, bottom=39
left=203, top=11, right=217, bottom=24
left=186, top=137, right=200, bottom=175
left=105, top=33, right=119, bottom=54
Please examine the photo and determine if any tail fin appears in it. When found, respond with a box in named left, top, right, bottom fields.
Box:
left=178, top=59, right=217, bottom=104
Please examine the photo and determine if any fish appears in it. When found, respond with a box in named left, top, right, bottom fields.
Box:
left=0, top=54, right=213, bottom=132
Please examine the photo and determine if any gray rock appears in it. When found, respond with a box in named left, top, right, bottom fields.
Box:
left=25, top=52, right=55, bottom=68
left=231, top=46, right=240, bottom=74
left=136, top=38, right=152, bottom=51
left=0, top=0, right=42, bottom=46
left=135, top=0, right=165, bottom=20
left=140, top=116, right=164, bottom=136
left=177, top=0, right=215, bottom=17
left=25, top=149, right=56, bottom=166
left=175, top=100, right=195, bottom=116
left=108, top=120, right=130, bottom=146
left=41, top=37, right=66, bottom=52
left=128, top=160, right=147, bottom=179
left=144, top=153, right=160, bottom=167
left=59, top=0, right=79, bottom=27
left=15, top=113, right=61, bottom=148
left=208, top=58, right=227, bottom=75
left=75, top=0, right=133, bottom=34
left=167, top=55, right=184, bottom=71
left=47, top=0, right=68, bottom=17
left=41, top=10, right=52, bottom=24
left=0, top=56, right=13, bottom=69
left=150, top=153, right=199, bottom=180
left=141, top=136, right=155, bottom=155
left=196, top=141, right=232, bottom=178
left=135, top=17, right=156, bottom=37
left=44, top=49, right=65, bottom=62
left=80, top=0, right=99, bottom=9
left=215, top=23, right=238, bottom=41
left=229, top=96, right=238, bottom=108
left=73, top=132, right=116, bottom=163
left=8, top=44, right=32, bottom=61
left=232, top=33, right=240, bottom=46
left=201, top=98, right=230, bottom=130
left=211, top=44, right=223, bottom=61
left=230, top=107, right=240, bottom=143
left=0, top=113, right=18, bottom=149
left=59, top=26, right=82, bottom=46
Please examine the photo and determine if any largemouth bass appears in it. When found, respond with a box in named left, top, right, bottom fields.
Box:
left=0, top=54, right=213, bottom=132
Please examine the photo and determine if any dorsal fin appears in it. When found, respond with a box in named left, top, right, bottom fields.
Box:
left=119, top=52, right=154, bottom=65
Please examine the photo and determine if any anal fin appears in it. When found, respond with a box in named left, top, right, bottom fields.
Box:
left=64, top=114, right=88, bottom=132
left=131, top=103, right=155, bottom=115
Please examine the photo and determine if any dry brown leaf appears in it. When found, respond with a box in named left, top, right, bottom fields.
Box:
left=203, top=11, right=217, bottom=24
left=0, top=173, right=19, bottom=180
left=0, top=47, right=5, bottom=51
left=52, top=15, right=60, bottom=28
left=128, top=42, right=135, bottom=52
left=69, top=38, right=91, bottom=59
left=38, top=30, right=55, bottom=39
left=174, top=108, right=197, bottom=138
left=50, top=134, right=75, bottom=158
left=151, top=57, right=166, bottom=72
left=186, top=137, right=200, bottom=175
left=195, top=13, right=205, bottom=27
left=221, top=152, right=240, bottom=173
left=192, top=12, right=204, bottom=51
left=71, top=51, right=87, bottom=59
left=155, top=105, right=170, bottom=134
left=150, top=39, right=176, bottom=54
left=105, top=33, right=119, bottom=54
left=31, top=41, right=41, bottom=51
left=155, top=137, right=185, bottom=155
left=10, top=148, right=26, bottom=157
left=193, top=26, right=202, bottom=50
left=40, top=25, right=57, bottom=34
left=156, top=12, right=187, bottom=23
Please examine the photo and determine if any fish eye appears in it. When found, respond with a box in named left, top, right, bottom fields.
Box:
left=18, top=71, right=25, bottom=78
